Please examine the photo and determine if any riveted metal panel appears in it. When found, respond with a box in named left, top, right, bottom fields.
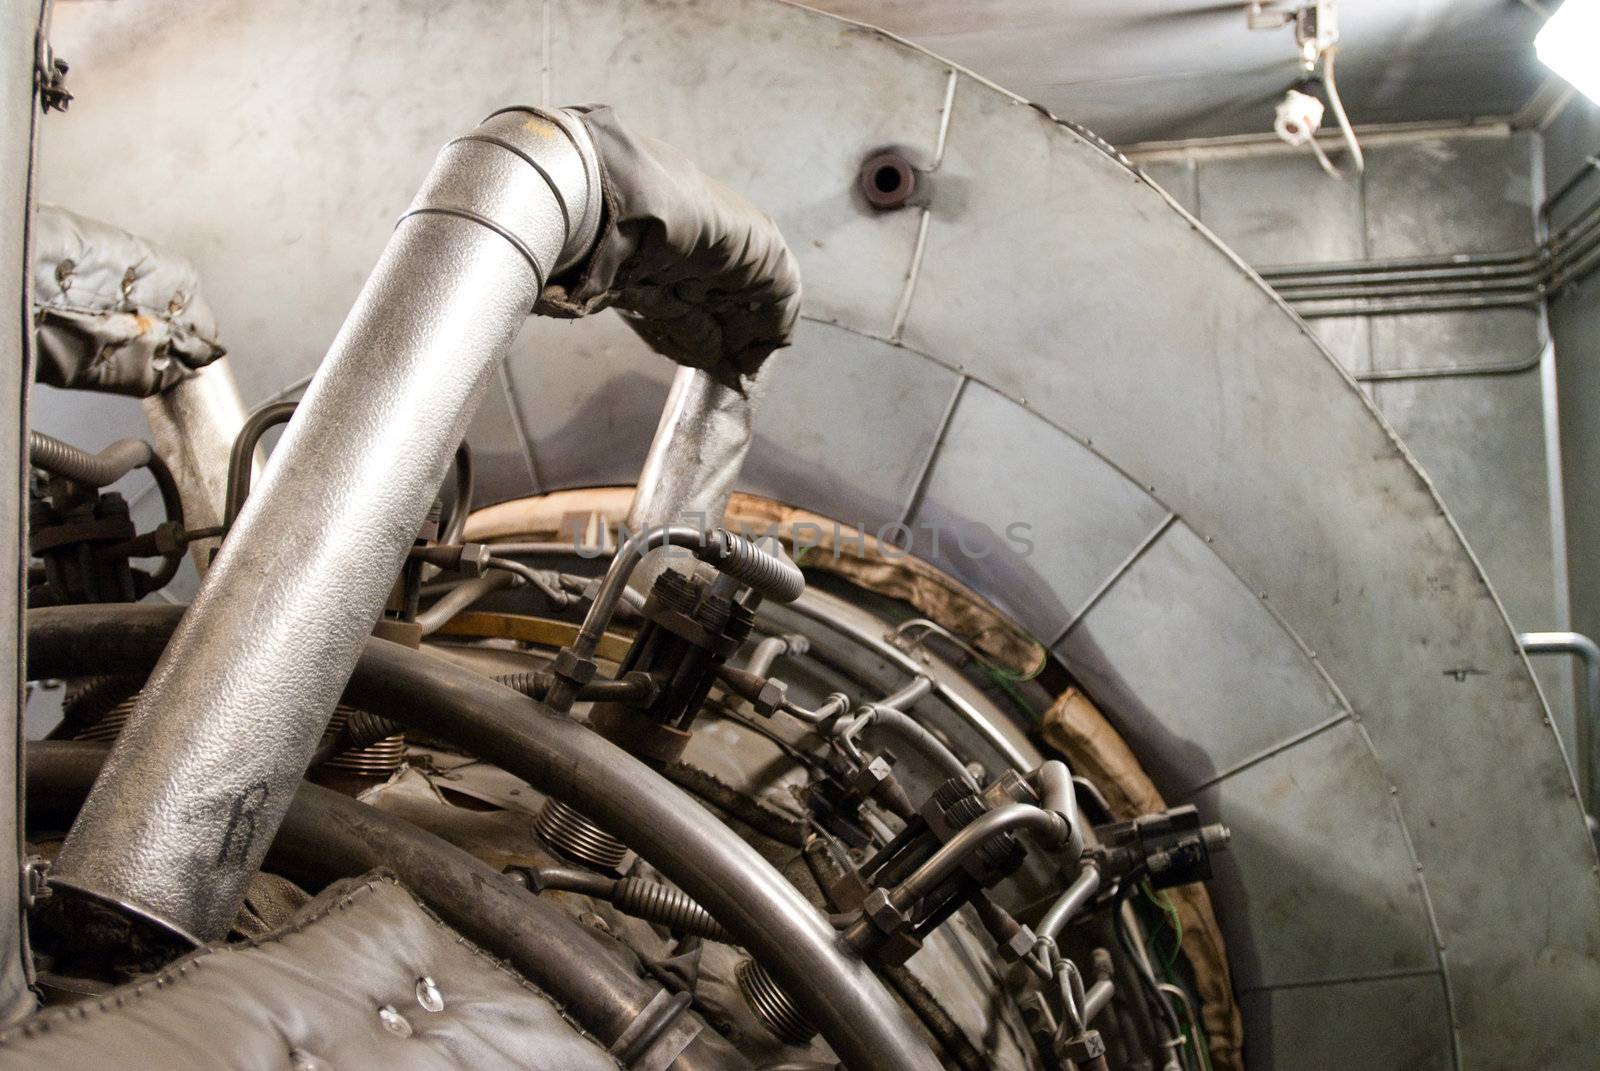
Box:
left=1055, top=521, right=1346, bottom=800
left=909, top=380, right=1169, bottom=642
left=1191, top=721, right=1438, bottom=988
left=462, top=373, right=540, bottom=508
left=900, top=68, right=1599, bottom=1066
left=741, top=319, right=961, bottom=530
left=1239, top=974, right=1453, bottom=1071
left=548, top=0, right=952, bottom=335
left=507, top=312, right=675, bottom=493
left=1374, top=373, right=1574, bottom=746
left=1137, top=160, right=1197, bottom=216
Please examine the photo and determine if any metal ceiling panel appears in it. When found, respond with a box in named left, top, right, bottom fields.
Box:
left=1054, top=520, right=1347, bottom=801
left=909, top=380, right=1170, bottom=642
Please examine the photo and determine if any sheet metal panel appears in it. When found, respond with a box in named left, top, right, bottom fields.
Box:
left=900, top=68, right=1600, bottom=1066
left=909, top=380, right=1169, bottom=642
left=34, top=0, right=554, bottom=406
left=1055, top=521, right=1346, bottom=801
left=741, top=319, right=961, bottom=531
left=548, top=0, right=953, bottom=336
left=1239, top=974, right=1454, bottom=1071
left=1191, top=720, right=1439, bottom=988
left=1374, top=373, right=1574, bottom=747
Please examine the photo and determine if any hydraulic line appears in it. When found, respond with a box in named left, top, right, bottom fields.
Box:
left=28, top=605, right=938, bottom=1071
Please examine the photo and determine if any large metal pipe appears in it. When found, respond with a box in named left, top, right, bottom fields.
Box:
left=27, top=605, right=939, bottom=1071
left=627, top=365, right=763, bottom=593
left=142, top=359, right=249, bottom=571
left=48, top=106, right=603, bottom=942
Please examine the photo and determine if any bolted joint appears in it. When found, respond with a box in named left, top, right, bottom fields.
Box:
left=1000, top=923, right=1039, bottom=965
left=753, top=678, right=787, bottom=718
left=862, top=887, right=910, bottom=936
left=1061, top=1029, right=1107, bottom=1065
left=551, top=648, right=597, bottom=688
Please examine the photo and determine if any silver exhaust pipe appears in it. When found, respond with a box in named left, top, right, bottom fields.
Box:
left=50, top=106, right=603, bottom=941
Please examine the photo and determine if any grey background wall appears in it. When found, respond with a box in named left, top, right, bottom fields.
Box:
left=1547, top=95, right=1600, bottom=756
left=1136, top=130, right=1579, bottom=763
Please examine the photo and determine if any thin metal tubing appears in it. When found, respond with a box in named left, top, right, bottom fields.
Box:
left=28, top=605, right=937, bottom=1071
left=416, top=570, right=515, bottom=636
left=1037, top=862, right=1102, bottom=942
left=838, top=801, right=1071, bottom=948
left=1520, top=631, right=1600, bottom=810
left=784, top=595, right=1033, bottom=773
left=222, top=400, right=296, bottom=527
left=546, top=524, right=708, bottom=711
left=24, top=741, right=743, bottom=1071
left=747, top=633, right=808, bottom=678
left=1082, top=978, right=1114, bottom=1025
left=547, top=525, right=805, bottom=710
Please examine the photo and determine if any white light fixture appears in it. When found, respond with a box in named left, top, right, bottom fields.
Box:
left=1538, top=0, right=1600, bottom=104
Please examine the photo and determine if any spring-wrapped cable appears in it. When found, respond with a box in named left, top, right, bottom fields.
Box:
left=703, top=529, right=805, bottom=603
left=535, top=796, right=631, bottom=871
left=613, top=876, right=732, bottom=942
left=28, top=432, right=153, bottom=488
left=736, top=958, right=816, bottom=1045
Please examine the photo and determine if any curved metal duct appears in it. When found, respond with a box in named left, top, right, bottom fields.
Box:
left=35, top=0, right=1600, bottom=1066
left=47, top=104, right=605, bottom=942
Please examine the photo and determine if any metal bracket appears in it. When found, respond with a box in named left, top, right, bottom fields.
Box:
left=34, top=28, right=71, bottom=114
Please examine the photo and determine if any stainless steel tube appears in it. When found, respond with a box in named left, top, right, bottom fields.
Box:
left=1520, top=630, right=1600, bottom=809
left=627, top=366, right=763, bottom=593
left=1037, top=862, right=1102, bottom=942
left=142, top=360, right=249, bottom=571
left=50, top=106, right=603, bottom=941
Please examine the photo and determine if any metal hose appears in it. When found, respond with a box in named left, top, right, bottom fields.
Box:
left=28, top=431, right=152, bottom=488
left=702, top=528, right=805, bottom=603
left=24, top=741, right=744, bottom=1071
left=27, top=605, right=939, bottom=1071
left=532, top=867, right=734, bottom=943
left=29, top=431, right=186, bottom=588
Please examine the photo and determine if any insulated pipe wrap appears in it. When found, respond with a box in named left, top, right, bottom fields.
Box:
left=49, top=107, right=601, bottom=942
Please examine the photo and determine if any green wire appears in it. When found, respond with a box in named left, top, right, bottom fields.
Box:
left=1140, top=882, right=1213, bottom=1071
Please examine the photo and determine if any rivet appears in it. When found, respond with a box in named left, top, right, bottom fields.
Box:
left=378, top=1004, right=413, bottom=1038
left=290, top=1048, right=332, bottom=1071
left=416, top=976, right=444, bottom=1013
